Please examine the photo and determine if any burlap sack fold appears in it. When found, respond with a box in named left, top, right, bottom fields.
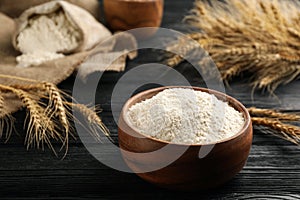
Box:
left=12, top=1, right=111, bottom=54
left=0, top=0, right=100, bottom=19
left=78, top=32, right=138, bottom=80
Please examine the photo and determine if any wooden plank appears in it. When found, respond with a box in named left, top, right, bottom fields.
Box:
left=1, top=0, right=300, bottom=198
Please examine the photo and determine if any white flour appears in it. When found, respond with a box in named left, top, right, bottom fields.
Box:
left=126, top=88, right=245, bottom=144
left=16, top=10, right=81, bottom=67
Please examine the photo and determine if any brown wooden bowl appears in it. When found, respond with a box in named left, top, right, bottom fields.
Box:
left=103, top=0, right=164, bottom=39
left=118, top=86, right=253, bottom=190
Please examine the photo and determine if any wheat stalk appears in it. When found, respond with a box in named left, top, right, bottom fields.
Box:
left=252, top=117, right=300, bottom=145
left=7, top=81, right=110, bottom=139
left=0, top=75, right=69, bottom=153
left=0, top=74, right=40, bottom=83
left=0, top=74, right=111, bottom=156
left=248, top=107, right=300, bottom=121
left=70, top=103, right=111, bottom=142
left=0, top=94, right=14, bottom=142
left=11, top=82, right=110, bottom=142
left=0, top=84, right=62, bottom=154
left=40, top=82, right=71, bottom=150
left=250, top=107, right=300, bottom=145
left=166, top=0, right=300, bottom=92
left=0, top=93, right=5, bottom=139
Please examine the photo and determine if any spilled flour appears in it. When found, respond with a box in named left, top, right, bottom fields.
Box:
left=127, top=88, right=245, bottom=144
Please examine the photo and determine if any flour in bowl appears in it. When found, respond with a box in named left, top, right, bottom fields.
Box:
left=126, top=88, right=245, bottom=144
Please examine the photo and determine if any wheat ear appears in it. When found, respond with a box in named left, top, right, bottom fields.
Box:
left=70, top=103, right=111, bottom=142
left=8, top=83, right=111, bottom=142
left=248, top=107, right=300, bottom=121
left=0, top=84, right=62, bottom=154
left=166, top=0, right=300, bottom=92
left=0, top=93, right=14, bottom=140
left=252, top=117, right=300, bottom=145
left=0, top=93, right=5, bottom=139
left=40, top=82, right=71, bottom=149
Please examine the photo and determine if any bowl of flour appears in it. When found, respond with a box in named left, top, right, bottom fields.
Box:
left=118, top=86, right=252, bottom=190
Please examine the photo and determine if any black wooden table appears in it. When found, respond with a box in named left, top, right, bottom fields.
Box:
left=1, top=0, right=300, bottom=199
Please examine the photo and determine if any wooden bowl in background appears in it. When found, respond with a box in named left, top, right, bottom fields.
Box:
left=118, top=86, right=253, bottom=190
left=103, top=0, right=164, bottom=39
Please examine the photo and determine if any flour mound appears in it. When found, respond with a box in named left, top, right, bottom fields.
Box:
left=16, top=10, right=81, bottom=67
left=127, top=88, right=245, bottom=145
left=13, top=1, right=112, bottom=68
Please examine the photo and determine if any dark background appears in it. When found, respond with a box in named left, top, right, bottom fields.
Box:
left=1, top=0, right=300, bottom=199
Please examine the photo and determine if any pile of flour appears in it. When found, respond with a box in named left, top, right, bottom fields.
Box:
left=16, top=10, right=81, bottom=67
left=126, top=88, right=245, bottom=144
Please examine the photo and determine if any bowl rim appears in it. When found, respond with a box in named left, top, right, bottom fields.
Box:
left=120, top=86, right=252, bottom=146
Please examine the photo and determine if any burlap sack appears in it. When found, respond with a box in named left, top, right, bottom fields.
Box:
left=0, top=12, right=90, bottom=117
left=12, top=1, right=111, bottom=54
left=0, top=0, right=100, bottom=19
left=0, top=12, right=137, bottom=117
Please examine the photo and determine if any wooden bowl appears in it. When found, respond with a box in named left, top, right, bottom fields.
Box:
left=103, top=0, right=164, bottom=39
left=118, top=86, right=253, bottom=190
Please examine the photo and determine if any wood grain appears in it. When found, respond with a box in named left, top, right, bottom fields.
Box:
left=1, top=0, right=300, bottom=198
